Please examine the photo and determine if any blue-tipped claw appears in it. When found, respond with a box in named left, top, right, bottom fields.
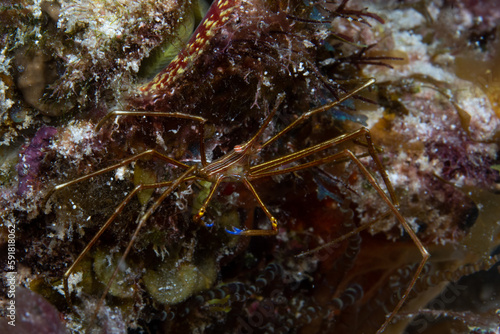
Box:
left=204, top=221, right=214, bottom=227
left=225, top=226, right=244, bottom=235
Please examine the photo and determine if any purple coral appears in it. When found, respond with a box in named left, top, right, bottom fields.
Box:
left=0, top=287, right=68, bottom=334
left=16, top=126, right=57, bottom=195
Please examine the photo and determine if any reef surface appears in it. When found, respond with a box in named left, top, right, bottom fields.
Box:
left=0, top=0, right=499, bottom=333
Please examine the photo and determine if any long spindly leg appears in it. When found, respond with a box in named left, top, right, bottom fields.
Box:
left=252, top=153, right=429, bottom=333
left=250, top=139, right=429, bottom=333
left=191, top=175, right=278, bottom=236
left=340, top=150, right=429, bottom=334
left=260, top=78, right=375, bottom=150
left=222, top=128, right=394, bottom=238
left=226, top=177, right=278, bottom=236
left=252, top=127, right=398, bottom=205
left=296, top=211, right=392, bottom=258
left=192, top=176, right=223, bottom=224
left=63, top=180, right=175, bottom=305
left=47, top=149, right=193, bottom=303
left=44, top=149, right=190, bottom=208
left=190, top=95, right=287, bottom=229
left=255, top=77, right=398, bottom=206
left=91, top=166, right=198, bottom=323
left=96, top=111, right=209, bottom=166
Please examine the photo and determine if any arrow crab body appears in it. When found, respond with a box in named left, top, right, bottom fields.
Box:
left=45, top=0, right=429, bottom=332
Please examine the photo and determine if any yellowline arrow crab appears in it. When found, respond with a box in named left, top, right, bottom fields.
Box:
left=42, top=0, right=432, bottom=332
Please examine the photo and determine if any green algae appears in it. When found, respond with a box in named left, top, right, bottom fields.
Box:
left=144, top=256, right=217, bottom=305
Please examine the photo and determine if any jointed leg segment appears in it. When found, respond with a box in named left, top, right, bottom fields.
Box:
left=251, top=127, right=398, bottom=205
left=248, top=117, right=428, bottom=332
left=260, top=78, right=375, bottom=150
left=47, top=149, right=196, bottom=305
left=193, top=176, right=223, bottom=224
left=63, top=180, right=176, bottom=304
left=92, top=166, right=198, bottom=321
left=49, top=78, right=427, bottom=333
left=251, top=141, right=428, bottom=332
left=96, top=111, right=208, bottom=166
left=45, top=149, right=190, bottom=206
left=192, top=175, right=278, bottom=236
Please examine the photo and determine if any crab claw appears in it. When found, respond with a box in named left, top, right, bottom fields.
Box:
left=193, top=207, right=206, bottom=223
left=225, top=226, right=244, bottom=235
